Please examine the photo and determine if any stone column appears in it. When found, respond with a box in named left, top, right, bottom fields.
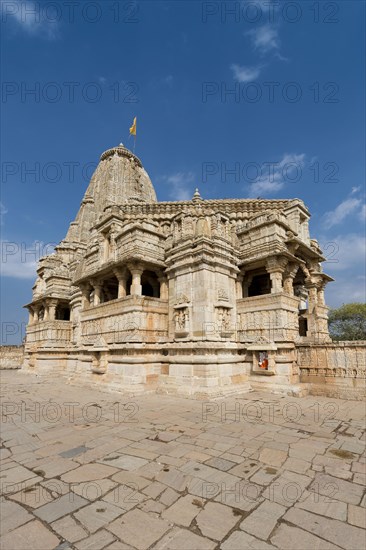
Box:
left=307, top=284, right=318, bottom=311
left=43, top=302, right=49, bottom=321
left=158, top=276, right=169, bottom=300
left=269, top=271, right=283, bottom=294
left=92, top=282, right=103, bottom=306
left=128, top=264, right=143, bottom=296
left=114, top=268, right=127, bottom=299
left=236, top=273, right=244, bottom=299
left=33, top=305, right=40, bottom=323
left=47, top=299, right=58, bottom=321
left=283, top=264, right=298, bottom=295
left=243, top=275, right=253, bottom=298
left=267, top=257, right=287, bottom=294
left=28, top=307, right=34, bottom=325
left=80, top=284, right=91, bottom=309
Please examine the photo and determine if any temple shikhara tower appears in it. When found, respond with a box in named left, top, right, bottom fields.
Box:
left=24, top=143, right=335, bottom=397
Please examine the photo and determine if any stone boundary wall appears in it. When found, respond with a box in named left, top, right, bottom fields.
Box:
left=297, top=341, right=366, bottom=400
left=0, top=346, right=24, bottom=369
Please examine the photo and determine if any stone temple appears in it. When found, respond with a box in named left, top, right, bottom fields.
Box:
left=23, top=143, right=339, bottom=398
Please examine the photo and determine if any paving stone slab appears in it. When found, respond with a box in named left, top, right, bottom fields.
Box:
left=162, top=494, right=202, bottom=527
left=74, top=500, right=124, bottom=533
left=196, top=502, right=239, bottom=540
left=61, top=463, right=119, bottom=483
left=74, top=529, right=116, bottom=550
left=34, top=492, right=89, bottom=522
left=99, top=454, right=149, bottom=471
left=348, top=504, right=366, bottom=529
left=107, top=508, right=171, bottom=550
left=0, top=499, right=32, bottom=536
left=284, top=507, right=365, bottom=550
left=240, top=500, right=286, bottom=540
left=152, top=527, right=216, bottom=549
left=270, top=522, right=342, bottom=549
left=221, top=530, right=275, bottom=549
left=309, top=473, right=364, bottom=505
left=0, top=519, right=60, bottom=550
left=295, top=489, right=347, bottom=520
left=102, top=484, right=147, bottom=511
left=51, top=514, right=88, bottom=543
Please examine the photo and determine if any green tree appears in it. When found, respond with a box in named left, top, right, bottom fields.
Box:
left=328, top=303, right=366, bottom=341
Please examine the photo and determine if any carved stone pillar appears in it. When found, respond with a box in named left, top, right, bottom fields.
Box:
left=283, top=264, right=298, bottom=295
left=317, top=284, right=326, bottom=306
left=267, top=257, right=287, bottom=294
left=307, top=284, right=318, bottom=312
left=243, top=274, right=253, bottom=298
left=128, top=264, right=143, bottom=296
left=80, top=283, right=91, bottom=309
left=114, top=268, right=127, bottom=299
left=93, top=282, right=102, bottom=306
left=269, top=271, right=283, bottom=294
left=236, top=273, right=244, bottom=299
left=28, top=307, right=34, bottom=325
left=43, top=302, right=49, bottom=321
left=47, top=299, right=58, bottom=321
left=158, top=276, right=168, bottom=300
left=33, top=305, right=40, bottom=323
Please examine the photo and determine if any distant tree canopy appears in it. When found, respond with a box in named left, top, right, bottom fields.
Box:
left=328, top=303, right=366, bottom=341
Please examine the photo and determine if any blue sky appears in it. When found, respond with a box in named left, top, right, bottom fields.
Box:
left=1, top=0, right=365, bottom=344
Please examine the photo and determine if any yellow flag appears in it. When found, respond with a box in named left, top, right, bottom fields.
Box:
left=129, top=117, right=137, bottom=136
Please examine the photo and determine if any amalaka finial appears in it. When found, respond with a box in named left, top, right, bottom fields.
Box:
left=192, top=188, right=202, bottom=201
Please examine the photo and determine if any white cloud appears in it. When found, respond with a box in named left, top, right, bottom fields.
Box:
left=322, top=197, right=362, bottom=229
left=246, top=24, right=280, bottom=55
left=231, top=64, right=261, bottom=83
left=162, top=172, right=195, bottom=201
left=320, top=233, right=366, bottom=306
left=248, top=153, right=305, bottom=197
left=358, top=203, right=366, bottom=221
left=320, top=233, right=366, bottom=273
left=351, top=186, right=361, bottom=194
left=0, top=240, right=55, bottom=279
left=6, top=1, right=59, bottom=39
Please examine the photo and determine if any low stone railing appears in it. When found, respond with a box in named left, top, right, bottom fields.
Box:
left=297, top=341, right=366, bottom=399
left=80, top=295, right=168, bottom=346
left=237, top=294, right=299, bottom=342
left=0, top=345, right=24, bottom=369
left=25, top=321, right=72, bottom=345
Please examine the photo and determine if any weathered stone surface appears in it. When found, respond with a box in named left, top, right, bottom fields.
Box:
left=61, top=464, right=119, bottom=483
left=51, top=515, right=88, bottom=543
left=153, top=527, right=216, bottom=549
left=162, top=494, right=202, bottom=527
left=108, top=509, right=171, bottom=550
left=74, top=529, right=116, bottom=550
left=74, top=501, right=124, bottom=533
left=1, top=372, right=365, bottom=550
left=270, top=523, right=341, bottom=549
left=259, top=448, right=288, bottom=468
left=240, top=500, right=286, bottom=540
left=34, top=493, right=88, bottom=522
left=295, top=490, right=347, bottom=521
left=221, top=530, right=275, bottom=549
left=0, top=520, right=60, bottom=550
left=0, top=499, right=32, bottom=536
left=284, top=507, right=365, bottom=549
left=196, top=502, right=238, bottom=540
left=348, top=504, right=366, bottom=529
left=309, top=473, right=364, bottom=505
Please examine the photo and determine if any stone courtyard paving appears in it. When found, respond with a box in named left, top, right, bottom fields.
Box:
left=0, top=371, right=365, bottom=550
